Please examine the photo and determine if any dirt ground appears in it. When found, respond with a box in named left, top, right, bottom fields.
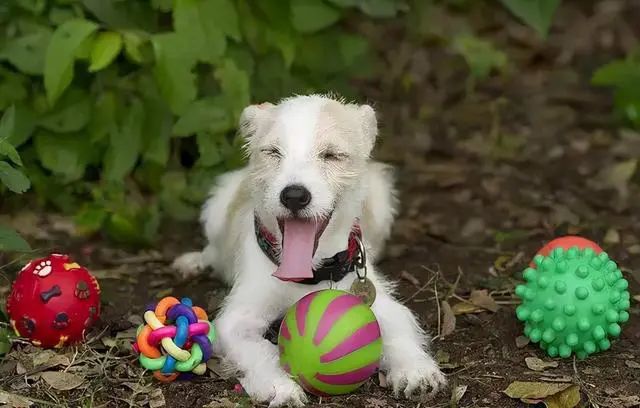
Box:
left=3, top=1, right=640, bottom=407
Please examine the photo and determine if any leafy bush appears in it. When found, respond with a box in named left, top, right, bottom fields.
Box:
left=0, top=107, right=31, bottom=252
left=8, top=0, right=633, bottom=247
left=0, top=0, right=404, bottom=245
left=592, top=53, right=640, bottom=129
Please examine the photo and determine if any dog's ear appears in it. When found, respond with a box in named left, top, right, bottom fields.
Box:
left=358, top=104, right=378, bottom=153
left=239, top=103, right=275, bottom=144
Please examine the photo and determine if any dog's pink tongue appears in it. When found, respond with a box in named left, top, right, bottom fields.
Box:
left=272, top=218, right=317, bottom=281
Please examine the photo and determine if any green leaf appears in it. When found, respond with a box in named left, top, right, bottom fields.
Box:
left=142, top=97, right=172, bottom=166
left=196, top=132, right=224, bottom=167
left=5, top=105, right=35, bottom=147
left=88, top=31, right=123, bottom=72
left=290, top=0, right=342, bottom=33
left=103, top=98, right=144, bottom=182
left=88, top=91, right=117, bottom=142
left=44, top=19, right=98, bottom=105
left=0, top=29, right=52, bottom=75
left=160, top=171, right=197, bottom=220
left=151, top=0, right=173, bottom=12
left=173, top=97, right=233, bottom=137
left=38, top=88, right=91, bottom=133
left=151, top=34, right=198, bottom=114
left=326, top=0, right=359, bottom=7
left=15, top=0, right=47, bottom=14
left=0, top=69, right=28, bottom=111
left=339, top=33, right=370, bottom=66
left=0, top=161, right=30, bottom=193
left=452, top=34, right=507, bottom=80
left=82, top=0, right=157, bottom=31
left=358, top=0, right=401, bottom=18
left=499, top=0, right=560, bottom=38
left=210, top=0, right=241, bottom=41
left=592, top=59, right=640, bottom=87
left=34, top=131, right=91, bottom=181
left=173, top=0, right=227, bottom=64
left=122, top=30, right=149, bottom=64
left=0, top=141, right=22, bottom=167
left=74, top=204, right=108, bottom=235
left=0, top=326, right=11, bottom=355
left=0, top=224, right=31, bottom=252
left=215, top=59, right=251, bottom=119
left=49, top=6, right=77, bottom=26
left=0, top=105, right=15, bottom=141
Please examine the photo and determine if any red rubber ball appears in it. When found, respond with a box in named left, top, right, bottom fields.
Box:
left=530, top=236, right=603, bottom=268
left=537, top=236, right=603, bottom=257
left=6, top=254, right=101, bottom=348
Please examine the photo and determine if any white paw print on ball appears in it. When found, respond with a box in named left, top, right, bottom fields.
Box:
left=33, top=260, right=52, bottom=277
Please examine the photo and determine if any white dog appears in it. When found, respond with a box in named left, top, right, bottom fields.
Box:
left=173, top=95, right=446, bottom=407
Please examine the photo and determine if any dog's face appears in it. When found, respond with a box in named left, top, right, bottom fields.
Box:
left=240, top=95, right=378, bottom=280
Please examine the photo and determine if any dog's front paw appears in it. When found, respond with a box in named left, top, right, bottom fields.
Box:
left=172, top=252, right=203, bottom=279
left=387, top=354, right=447, bottom=401
left=242, top=375, right=307, bottom=407
left=269, top=378, right=307, bottom=408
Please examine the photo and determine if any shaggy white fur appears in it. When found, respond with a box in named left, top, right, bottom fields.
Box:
left=173, top=95, right=446, bottom=407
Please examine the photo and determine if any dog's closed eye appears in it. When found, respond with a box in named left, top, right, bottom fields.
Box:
left=260, top=146, right=282, bottom=159
left=320, top=150, right=348, bottom=162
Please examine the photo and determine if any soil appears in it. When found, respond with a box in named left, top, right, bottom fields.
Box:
left=3, top=1, right=640, bottom=407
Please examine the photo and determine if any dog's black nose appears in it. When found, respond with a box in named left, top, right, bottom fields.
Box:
left=280, top=185, right=311, bottom=212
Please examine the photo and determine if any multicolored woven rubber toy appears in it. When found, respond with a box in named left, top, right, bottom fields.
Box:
left=133, top=296, right=216, bottom=382
left=516, top=237, right=630, bottom=359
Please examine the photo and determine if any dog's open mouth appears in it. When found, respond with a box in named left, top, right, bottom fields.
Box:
left=272, top=216, right=331, bottom=281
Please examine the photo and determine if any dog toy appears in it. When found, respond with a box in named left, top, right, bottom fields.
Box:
left=516, top=237, right=630, bottom=359
left=133, top=296, right=216, bottom=382
left=278, top=289, right=382, bottom=396
left=6, top=254, right=100, bottom=349
left=532, top=236, right=603, bottom=263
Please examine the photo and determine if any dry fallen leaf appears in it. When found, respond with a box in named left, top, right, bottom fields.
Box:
left=451, top=302, right=484, bottom=315
left=610, top=395, right=640, bottom=407
left=0, top=391, right=33, bottom=408
left=594, top=159, right=637, bottom=198
left=149, top=388, right=165, bottom=408
left=525, top=357, right=559, bottom=372
left=469, top=289, right=499, bottom=312
left=32, top=351, right=70, bottom=368
left=203, top=398, right=236, bottom=408
left=604, top=228, right=620, bottom=244
left=440, top=300, right=456, bottom=337
left=544, top=385, right=581, bottom=408
left=504, top=381, right=572, bottom=399
left=516, top=336, right=530, bottom=348
left=41, top=371, right=84, bottom=391
left=625, top=360, right=640, bottom=369
left=364, top=397, right=389, bottom=408
left=451, top=384, right=468, bottom=405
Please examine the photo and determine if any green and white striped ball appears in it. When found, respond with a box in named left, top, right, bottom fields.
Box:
left=278, top=289, right=382, bottom=396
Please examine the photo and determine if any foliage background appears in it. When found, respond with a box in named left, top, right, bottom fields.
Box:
left=0, top=0, right=635, bottom=249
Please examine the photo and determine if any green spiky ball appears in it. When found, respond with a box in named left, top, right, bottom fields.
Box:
left=515, top=246, right=630, bottom=359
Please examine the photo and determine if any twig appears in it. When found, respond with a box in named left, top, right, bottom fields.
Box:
left=103, top=253, right=167, bottom=265
left=435, top=277, right=441, bottom=340
left=404, top=270, right=438, bottom=304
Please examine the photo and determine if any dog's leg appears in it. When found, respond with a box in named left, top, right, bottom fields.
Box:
left=173, top=169, right=247, bottom=280
left=171, top=245, right=217, bottom=279
left=371, top=282, right=447, bottom=400
left=216, top=286, right=307, bottom=407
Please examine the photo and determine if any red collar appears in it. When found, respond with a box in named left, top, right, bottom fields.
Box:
left=254, top=217, right=362, bottom=285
